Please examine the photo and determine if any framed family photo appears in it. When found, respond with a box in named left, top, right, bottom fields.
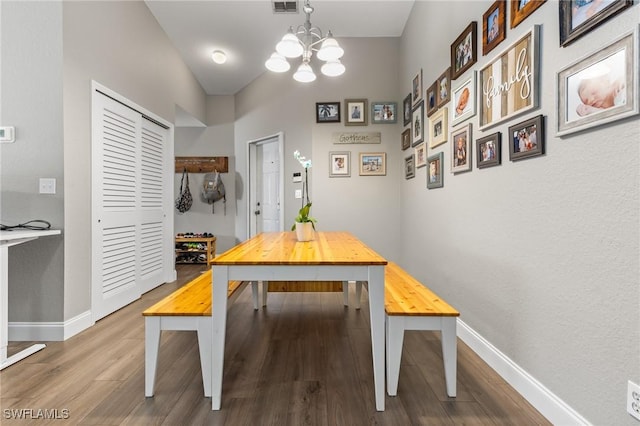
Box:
left=316, top=102, right=340, bottom=123
left=451, top=123, right=472, bottom=173
left=345, top=99, right=368, bottom=126
left=415, top=142, right=427, bottom=168
left=329, top=151, right=350, bottom=177
left=429, top=107, right=448, bottom=148
left=557, top=28, right=638, bottom=137
left=371, top=102, right=397, bottom=124
left=559, top=0, right=632, bottom=47
left=426, top=81, right=438, bottom=117
left=405, top=154, right=415, bottom=179
left=412, top=102, right=425, bottom=146
left=476, top=132, right=501, bottom=169
left=508, top=114, right=545, bottom=161
left=451, top=71, right=476, bottom=126
left=450, top=21, right=477, bottom=80
left=427, top=152, right=444, bottom=189
left=412, top=69, right=423, bottom=107
left=436, top=68, right=451, bottom=108
left=401, top=128, right=411, bottom=151
left=359, top=152, right=386, bottom=176
left=483, top=0, right=506, bottom=55
left=403, top=93, right=412, bottom=126
left=510, top=0, right=546, bottom=29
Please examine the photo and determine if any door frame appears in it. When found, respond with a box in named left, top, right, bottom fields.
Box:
left=247, top=132, right=284, bottom=238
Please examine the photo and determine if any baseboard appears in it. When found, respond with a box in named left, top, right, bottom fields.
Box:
left=457, top=319, right=590, bottom=425
left=9, top=310, right=93, bottom=342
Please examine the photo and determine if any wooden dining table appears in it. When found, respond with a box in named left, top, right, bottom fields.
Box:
left=210, top=231, right=388, bottom=411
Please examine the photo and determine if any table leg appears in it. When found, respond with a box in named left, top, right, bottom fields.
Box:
left=211, top=265, right=229, bottom=410
left=368, top=265, right=385, bottom=411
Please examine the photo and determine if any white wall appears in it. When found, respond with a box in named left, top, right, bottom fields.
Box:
left=399, top=1, right=639, bottom=425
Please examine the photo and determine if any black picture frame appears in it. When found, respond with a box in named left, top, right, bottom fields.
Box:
left=401, top=128, right=411, bottom=151
left=450, top=21, right=477, bottom=80
left=426, top=81, right=438, bottom=117
left=315, top=102, right=340, bottom=123
left=476, top=132, right=501, bottom=169
left=559, top=0, right=633, bottom=47
left=508, top=114, right=545, bottom=161
left=403, top=93, right=412, bottom=126
left=405, top=154, right=415, bottom=179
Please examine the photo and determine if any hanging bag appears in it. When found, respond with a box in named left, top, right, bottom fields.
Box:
left=201, top=170, right=226, bottom=214
left=175, top=168, right=193, bottom=213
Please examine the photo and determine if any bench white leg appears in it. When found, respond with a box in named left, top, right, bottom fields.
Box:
left=197, top=317, right=213, bottom=397
left=355, top=281, right=362, bottom=310
left=342, top=281, right=349, bottom=306
left=251, top=281, right=259, bottom=310
left=441, top=317, right=457, bottom=397
left=144, top=317, right=161, bottom=397
left=386, top=315, right=404, bottom=397
left=262, top=280, right=268, bottom=306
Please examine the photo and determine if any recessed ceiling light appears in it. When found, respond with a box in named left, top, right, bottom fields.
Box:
left=211, top=50, right=227, bottom=64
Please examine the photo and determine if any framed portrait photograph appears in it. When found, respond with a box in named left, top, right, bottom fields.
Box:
left=412, top=69, right=423, bottom=107
left=359, top=152, right=386, bottom=176
left=508, top=114, right=545, bottom=161
left=510, top=0, right=546, bottom=29
left=429, top=107, right=448, bottom=149
left=427, top=152, right=444, bottom=189
left=371, top=102, right=397, bottom=124
left=560, top=0, right=633, bottom=47
left=557, top=28, right=638, bottom=137
left=476, top=132, right=501, bottom=169
left=405, top=154, right=415, bottom=180
left=451, top=124, right=472, bottom=173
left=436, top=68, right=451, bottom=108
left=329, top=151, right=350, bottom=178
left=403, top=93, right=412, bottom=126
left=415, top=142, right=427, bottom=168
left=316, top=102, right=340, bottom=123
left=451, top=71, right=476, bottom=126
left=426, top=81, right=438, bottom=117
left=450, top=21, right=477, bottom=80
left=483, top=0, right=507, bottom=55
left=345, top=99, right=368, bottom=126
left=412, top=102, right=425, bottom=146
left=401, top=128, right=411, bottom=151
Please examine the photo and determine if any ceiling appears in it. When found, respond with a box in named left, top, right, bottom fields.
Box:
left=145, top=0, right=415, bottom=96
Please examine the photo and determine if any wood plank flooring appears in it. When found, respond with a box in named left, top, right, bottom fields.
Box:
left=1, top=265, right=550, bottom=425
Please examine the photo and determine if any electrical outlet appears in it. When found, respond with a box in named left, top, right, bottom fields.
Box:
left=39, top=178, right=56, bottom=194
left=628, top=380, right=640, bottom=421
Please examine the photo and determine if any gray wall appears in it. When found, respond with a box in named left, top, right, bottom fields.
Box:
left=399, top=1, right=639, bottom=425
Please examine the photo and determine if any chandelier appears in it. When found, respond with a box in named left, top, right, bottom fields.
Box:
left=265, top=0, right=345, bottom=83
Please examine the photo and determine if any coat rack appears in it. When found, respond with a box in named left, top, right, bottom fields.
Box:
left=174, top=156, right=228, bottom=173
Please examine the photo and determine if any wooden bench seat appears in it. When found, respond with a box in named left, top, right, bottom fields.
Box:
left=384, top=262, right=460, bottom=397
left=142, top=270, right=249, bottom=397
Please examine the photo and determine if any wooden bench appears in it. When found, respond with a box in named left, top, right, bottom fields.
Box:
left=384, top=262, right=460, bottom=397
left=142, top=270, right=249, bottom=397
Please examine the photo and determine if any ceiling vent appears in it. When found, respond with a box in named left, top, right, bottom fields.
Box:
left=272, top=1, right=298, bottom=14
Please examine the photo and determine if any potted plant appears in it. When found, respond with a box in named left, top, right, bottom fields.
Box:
left=292, top=151, right=317, bottom=241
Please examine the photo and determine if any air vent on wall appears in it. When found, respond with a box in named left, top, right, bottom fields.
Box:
left=272, top=1, right=298, bottom=13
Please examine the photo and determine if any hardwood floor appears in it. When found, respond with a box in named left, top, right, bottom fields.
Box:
left=1, top=265, right=550, bottom=425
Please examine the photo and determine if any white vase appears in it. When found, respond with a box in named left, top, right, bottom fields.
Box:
left=295, top=222, right=314, bottom=242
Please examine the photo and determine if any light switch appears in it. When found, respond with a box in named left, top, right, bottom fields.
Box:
left=295, top=189, right=302, bottom=199
left=39, top=178, right=56, bottom=194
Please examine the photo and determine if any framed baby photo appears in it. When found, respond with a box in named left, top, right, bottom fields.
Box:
left=401, top=128, right=411, bottom=151
left=557, top=28, right=638, bottom=137
left=559, top=0, right=632, bottom=47
left=450, top=123, right=472, bottom=173
left=450, top=21, right=477, bottom=80
left=316, top=102, right=340, bottom=123
left=508, top=114, right=545, bottom=161
left=345, top=99, right=368, bottom=126
left=412, top=69, right=423, bottom=107
left=426, top=81, right=438, bottom=117
left=405, top=154, right=415, bottom=180
left=403, top=93, right=412, bottom=126
left=412, top=102, right=425, bottom=146
left=371, top=102, right=397, bottom=124
left=436, top=68, right=451, bottom=108
left=415, top=142, right=427, bottom=168
left=483, top=0, right=506, bottom=55
left=451, top=71, right=476, bottom=126
left=359, top=152, right=386, bottom=176
left=510, top=0, right=546, bottom=29
left=429, top=107, right=448, bottom=149
left=476, top=132, right=501, bottom=169
left=427, top=152, right=444, bottom=189
left=329, top=151, right=350, bottom=178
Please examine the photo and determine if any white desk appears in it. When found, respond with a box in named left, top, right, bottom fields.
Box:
left=0, top=229, right=61, bottom=370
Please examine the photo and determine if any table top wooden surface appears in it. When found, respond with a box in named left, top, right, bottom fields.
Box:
left=212, top=231, right=387, bottom=266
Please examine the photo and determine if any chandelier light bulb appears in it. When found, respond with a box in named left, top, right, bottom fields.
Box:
left=276, top=29, right=304, bottom=58
left=316, top=33, right=344, bottom=61
left=211, top=50, right=227, bottom=64
left=321, top=59, right=345, bottom=77
left=293, top=62, right=316, bottom=83
left=265, top=52, right=291, bottom=72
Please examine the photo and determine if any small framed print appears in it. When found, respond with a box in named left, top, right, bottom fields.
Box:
left=345, top=99, right=368, bottom=126
left=427, top=152, right=444, bottom=189
left=451, top=71, right=476, bottom=126
left=426, top=81, right=438, bottom=117
left=429, top=107, right=448, bottom=149
left=415, top=142, right=427, bottom=168
left=412, top=69, right=423, bottom=107
left=451, top=123, right=472, bottom=173
left=316, top=102, right=341, bottom=123
left=405, top=154, right=415, bottom=179
left=329, top=151, right=350, bottom=177
left=371, top=102, right=397, bottom=124
left=359, top=152, right=386, bottom=176
left=476, top=132, right=501, bottom=169
left=436, top=68, right=451, bottom=108
left=560, top=0, right=633, bottom=47
left=403, top=93, right=412, bottom=126
left=451, top=21, right=477, bottom=80
left=412, top=102, right=425, bottom=146
left=483, top=0, right=506, bottom=55
left=510, top=0, right=546, bottom=29
left=401, top=128, right=411, bottom=151
left=508, top=114, right=545, bottom=161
